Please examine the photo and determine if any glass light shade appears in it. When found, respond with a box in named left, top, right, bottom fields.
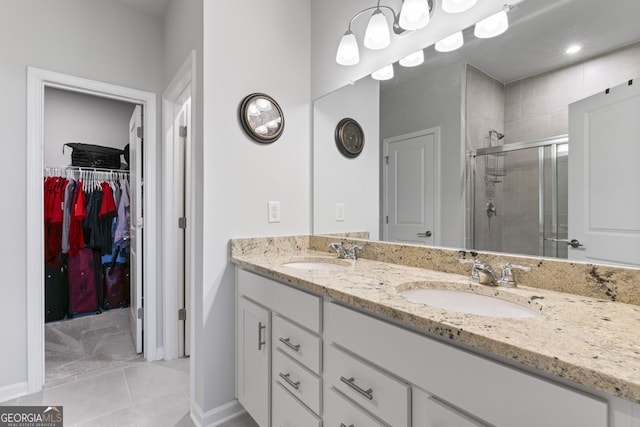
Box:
left=336, top=31, right=360, bottom=65
left=435, top=31, right=464, bottom=52
left=247, top=103, right=261, bottom=117
left=254, top=125, right=268, bottom=135
left=442, top=0, right=477, bottom=14
left=371, top=64, right=394, bottom=81
left=364, top=10, right=391, bottom=50
left=399, top=50, right=424, bottom=67
left=474, top=10, right=509, bottom=39
left=399, top=0, right=431, bottom=31
left=256, top=98, right=273, bottom=112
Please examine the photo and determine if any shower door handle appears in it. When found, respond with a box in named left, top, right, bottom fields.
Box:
left=544, top=238, right=584, bottom=248
left=418, top=231, right=432, bottom=238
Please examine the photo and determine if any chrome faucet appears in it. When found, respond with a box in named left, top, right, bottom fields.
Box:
left=459, top=258, right=530, bottom=287
left=329, top=242, right=363, bottom=260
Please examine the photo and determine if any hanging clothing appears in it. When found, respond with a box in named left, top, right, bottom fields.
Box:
left=114, top=179, right=130, bottom=248
left=44, top=177, right=67, bottom=267
left=68, top=180, right=86, bottom=256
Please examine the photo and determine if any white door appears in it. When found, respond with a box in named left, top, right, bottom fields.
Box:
left=129, top=105, right=143, bottom=353
left=384, top=129, right=439, bottom=245
left=568, top=80, right=640, bottom=266
left=176, top=93, right=192, bottom=357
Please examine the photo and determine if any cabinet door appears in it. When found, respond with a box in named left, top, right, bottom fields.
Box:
left=238, top=297, right=270, bottom=427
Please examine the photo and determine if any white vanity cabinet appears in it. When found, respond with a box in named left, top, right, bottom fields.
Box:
left=237, top=269, right=322, bottom=427
left=237, top=267, right=622, bottom=427
left=324, top=302, right=608, bottom=427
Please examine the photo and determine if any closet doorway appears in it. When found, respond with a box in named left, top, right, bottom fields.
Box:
left=27, top=68, right=159, bottom=393
left=42, top=88, right=143, bottom=382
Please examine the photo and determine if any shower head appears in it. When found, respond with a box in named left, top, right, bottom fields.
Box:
left=490, top=129, right=505, bottom=140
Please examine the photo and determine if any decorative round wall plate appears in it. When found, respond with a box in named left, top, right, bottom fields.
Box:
left=239, top=93, right=285, bottom=143
left=335, top=118, right=365, bottom=158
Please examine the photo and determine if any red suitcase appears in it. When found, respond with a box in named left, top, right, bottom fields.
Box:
left=103, top=264, right=130, bottom=310
left=68, top=248, right=102, bottom=316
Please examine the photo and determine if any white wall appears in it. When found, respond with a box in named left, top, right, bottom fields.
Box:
left=313, top=78, right=380, bottom=238
left=201, top=0, right=311, bottom=418
left=380, top=61, right=466, bottom=249
left=310, top=0, right=521, bottom=99
left=0, top=0, right=163, bottom=400
left=44, top=88, right=134, bottom=166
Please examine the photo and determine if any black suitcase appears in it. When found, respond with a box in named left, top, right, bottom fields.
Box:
left=45, top=263, right=68, bottom=322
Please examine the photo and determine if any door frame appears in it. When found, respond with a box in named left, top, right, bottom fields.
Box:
left=382, top=127, right=441, bottom=245
left=162, top=51, right=196, bottom=361
left=26, top=67, right=159, bottom=393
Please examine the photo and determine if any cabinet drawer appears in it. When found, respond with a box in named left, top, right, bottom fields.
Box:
left=325, top=343, right=410, bottom=427
left=413, top=386, right=486, bottom=427
left=273, top=314, right=321, bottom=374
left=325, top=386, right=385, bottom=427
left=238, top=269, right=321, bottom=333
left=272, top=381, right=321, bottom=427
left=273, top=348, right=322, bottom=415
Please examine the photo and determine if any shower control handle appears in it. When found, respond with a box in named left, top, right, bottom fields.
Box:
left=417, top=231, right=432, bottom=238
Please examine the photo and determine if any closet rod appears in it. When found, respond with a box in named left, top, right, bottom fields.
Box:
left=44, top=165, right=129, bottom=174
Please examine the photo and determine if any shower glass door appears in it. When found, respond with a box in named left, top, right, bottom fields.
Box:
left=470, top=136, right=569, bottom=259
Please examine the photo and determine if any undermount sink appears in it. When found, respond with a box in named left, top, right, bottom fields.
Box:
left=400, top=287, right=540, bottom=318
left=281, top=258, right=350, bottom=271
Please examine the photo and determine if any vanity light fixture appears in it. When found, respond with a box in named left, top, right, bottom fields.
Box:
left=442, top=0, right=477, bottom=14
left=474, top=6, right=510, bottom=39
left=435, top=31, right=464, bottom=52
left=371, top=64, right=394, bottom=80
left=566, top=44, right=582, bottom=54
left=336, top=0, right=434, bottom=66
left=399, top=49, right=425, bottom=67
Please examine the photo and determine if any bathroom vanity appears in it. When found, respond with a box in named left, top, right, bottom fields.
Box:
left=232, top=236, right=640, bottom=426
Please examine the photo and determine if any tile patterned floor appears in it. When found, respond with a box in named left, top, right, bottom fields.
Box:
left=1, top=308, right=258, bottom=426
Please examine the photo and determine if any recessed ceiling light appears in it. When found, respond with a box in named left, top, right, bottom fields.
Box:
left=566, top=45, right=582, bottom=54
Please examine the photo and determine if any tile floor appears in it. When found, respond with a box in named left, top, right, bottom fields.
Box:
left=1, top=308, right=258, bottom=427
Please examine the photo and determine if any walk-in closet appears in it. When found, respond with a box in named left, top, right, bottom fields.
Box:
left=42, top=87, right=143, bottom=383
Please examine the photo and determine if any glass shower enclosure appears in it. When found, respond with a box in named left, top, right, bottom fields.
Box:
left=469, top=135, right=569, bottom=259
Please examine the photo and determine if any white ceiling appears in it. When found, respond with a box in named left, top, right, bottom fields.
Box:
left=384, top=0, right=640, bottom=88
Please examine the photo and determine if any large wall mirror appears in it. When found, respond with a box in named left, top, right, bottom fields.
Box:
left=312, top=0, right=640, bottom=267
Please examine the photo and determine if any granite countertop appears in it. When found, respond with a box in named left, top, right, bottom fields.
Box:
left=231, top=248, right=640, bottom=404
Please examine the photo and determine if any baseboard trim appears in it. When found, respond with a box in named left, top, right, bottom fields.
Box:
left=191, top=399, right=247, bottom=427
left=0, top=381, right=29, bottom=404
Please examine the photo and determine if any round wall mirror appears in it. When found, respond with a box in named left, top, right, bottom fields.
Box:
left=239, top=93, right=285, bottom=143
left=335, top=118, right=365, bottom=158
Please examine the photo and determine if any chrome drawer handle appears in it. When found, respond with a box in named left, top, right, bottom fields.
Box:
left=278, top=337, right=301, bottom=352
left=340, top=424, right=355, bottom=427
left=340, top=376, right=373, bottom=400
left=279, top=372, right=300, bottom=390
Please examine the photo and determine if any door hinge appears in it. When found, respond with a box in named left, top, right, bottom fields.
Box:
left=386, top=215, right=389, bottom=224
left=178, top=308, right=187, bottom=321
left=178, top=217, right=187, bottom=229
left=136, top=126, right=143, bottom=138
left=385, top=156, right=389, bottom=165
left=179, top=126, right=188, bottom=138
left=137, top=307, right=144, bottom=319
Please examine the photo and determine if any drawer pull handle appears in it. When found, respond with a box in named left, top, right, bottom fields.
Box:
left=340, top=424, right=355, bottom=427
left=279, top=372, right=300, bottom=390
left=279, top=337, right=301, bottom=352
left=258, top=322, right=266, bottom=350
left=340, top=376, right=373, bottom=400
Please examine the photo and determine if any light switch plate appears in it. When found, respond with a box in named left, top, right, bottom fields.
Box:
left=268, top=201, right=281, bottom=223
left=336, top=203, right=345, bottom=222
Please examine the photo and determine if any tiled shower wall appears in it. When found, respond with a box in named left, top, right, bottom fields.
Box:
left=465, top=65, right=504, bottom=252
left=466, top=41, right=640, bottom=255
